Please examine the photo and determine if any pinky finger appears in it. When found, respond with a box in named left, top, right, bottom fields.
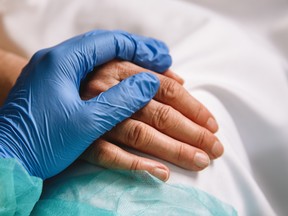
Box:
left=82, top=138, right=170, bottom=181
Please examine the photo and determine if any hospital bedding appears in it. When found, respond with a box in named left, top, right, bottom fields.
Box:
left=0, top=157, right=237, bottom=215
left=0, top=0, right=288, bottom=215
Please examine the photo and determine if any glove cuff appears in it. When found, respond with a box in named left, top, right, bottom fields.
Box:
left=0, top=157, right=42, bottom=215
left=0, top=121, right=34, bottom=176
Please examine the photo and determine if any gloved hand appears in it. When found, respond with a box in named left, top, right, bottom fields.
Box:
left=0, top=30, right=172, bottom=179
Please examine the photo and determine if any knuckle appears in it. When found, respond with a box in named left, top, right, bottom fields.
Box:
left=129, top=158, right=142, bottom=170
left=126, top=121, right=153, bottom=150
left=176, top=143, right=185, bottom=162
left=195, top=129, right=207, bottom=149
left=31, top=49, right=48, bottom=61
left=94, top=142, right=119, bottom=167
left=84, top=80, right=102, bottom=96
left=159, top=78, right=180, bottom=101
left=193, top=104, right=203, bottom=122
left=84, top=77, right=111, bottom=97
left=42, top=49, right=61, bottom=63
left=115, top=60, right=132, bottom=69
left=116, top=61, right=138, bottom=78
left=105, top=60, right=123, bottom=72
left=103, top=60, right=133, bottom=80
left=152, top=105, right=173, bottom=130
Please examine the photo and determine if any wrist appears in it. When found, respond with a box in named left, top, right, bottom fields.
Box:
left=0, top=144, right=7, bottom=158
left=0, top=117, right=32, bottom=176
left=0, top=126, right=17, bottom=158
left=0, top=128, right=22, bottom=161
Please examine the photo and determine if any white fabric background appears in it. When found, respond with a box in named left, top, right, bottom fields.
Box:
left=187, top=0, right=288, bottom=61
left=0, top=0, right=287, bottom=215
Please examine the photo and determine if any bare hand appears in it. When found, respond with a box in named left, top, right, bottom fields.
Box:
left=81, top=61, right=224, bottom=181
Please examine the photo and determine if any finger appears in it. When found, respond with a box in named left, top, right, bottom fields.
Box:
left=82, top=138, right=170, bottom=181
left=105, top=119, right=211, bottom=171
left=82, top=61, right=218, bottom=133
left=81, top=73, right=159, bottom=143
left=162, top=69, right=184, bottom=85
left=115, top=62, right=218, bottom=132
left=119, top=31, right=172, bottom=72
left=47, top=30, right=171, bottom=86
left=80, top=68, right=183, bottom=100
left=154, top=75, right=218, bottom=133
left=132, top=100, right=224, bottom=159
left=114, top=61, right=218, bottom=132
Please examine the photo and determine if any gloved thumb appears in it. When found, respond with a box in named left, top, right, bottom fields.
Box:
left=82, top=72, right=159, bottom=142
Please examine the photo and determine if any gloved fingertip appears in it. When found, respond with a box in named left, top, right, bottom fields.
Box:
left=83, top=72, right=160, bottom=137
left=130, top=72, right=160, bottom=99
left=133, top=39, right=172, bottom=73
left=92, top=72, right=159, bottom=111
left=154, top=54, right=172, bottom=73
left=114, top=31, right=172, bottom=73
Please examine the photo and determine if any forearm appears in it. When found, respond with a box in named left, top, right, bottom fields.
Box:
left=0, top=49, right=28, bottom=105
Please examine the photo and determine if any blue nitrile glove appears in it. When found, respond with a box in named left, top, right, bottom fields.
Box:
left=0, top=30, right=172, bottom=179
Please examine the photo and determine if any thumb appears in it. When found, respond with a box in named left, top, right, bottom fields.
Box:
left=83, top=72, right=160, bottom=140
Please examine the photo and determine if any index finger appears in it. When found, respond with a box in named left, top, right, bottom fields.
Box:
left=113, top=61, right=218, bottom=133
left=154, top=76, right=218, bottom=133
left=81, top=61, right=218, bottom=132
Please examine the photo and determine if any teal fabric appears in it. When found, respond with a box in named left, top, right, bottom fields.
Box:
left=0, top=158, right=42, bottom=216
left=0, top=158, right=237, bottom=215
left=34, top=169, right=237, bottom=216
left=31, top=200, right=115, bottom=216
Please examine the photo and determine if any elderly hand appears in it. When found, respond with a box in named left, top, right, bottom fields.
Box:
left=81, top=60, right=224, bottom=181
left=0, top=30, right=172, bottom=179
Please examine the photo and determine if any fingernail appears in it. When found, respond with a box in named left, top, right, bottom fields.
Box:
left=152, top=167, right=169, bottom=181
left=194, top=152, right=210, bottom=169
left=211, top=141, right=224, bottom=158
left=206, top=117, right=219, bottom=133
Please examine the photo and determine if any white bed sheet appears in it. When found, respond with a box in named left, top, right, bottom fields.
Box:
left=187, top=0, right=288, bottom=62
left=1, top=0, right=287, bottom=215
